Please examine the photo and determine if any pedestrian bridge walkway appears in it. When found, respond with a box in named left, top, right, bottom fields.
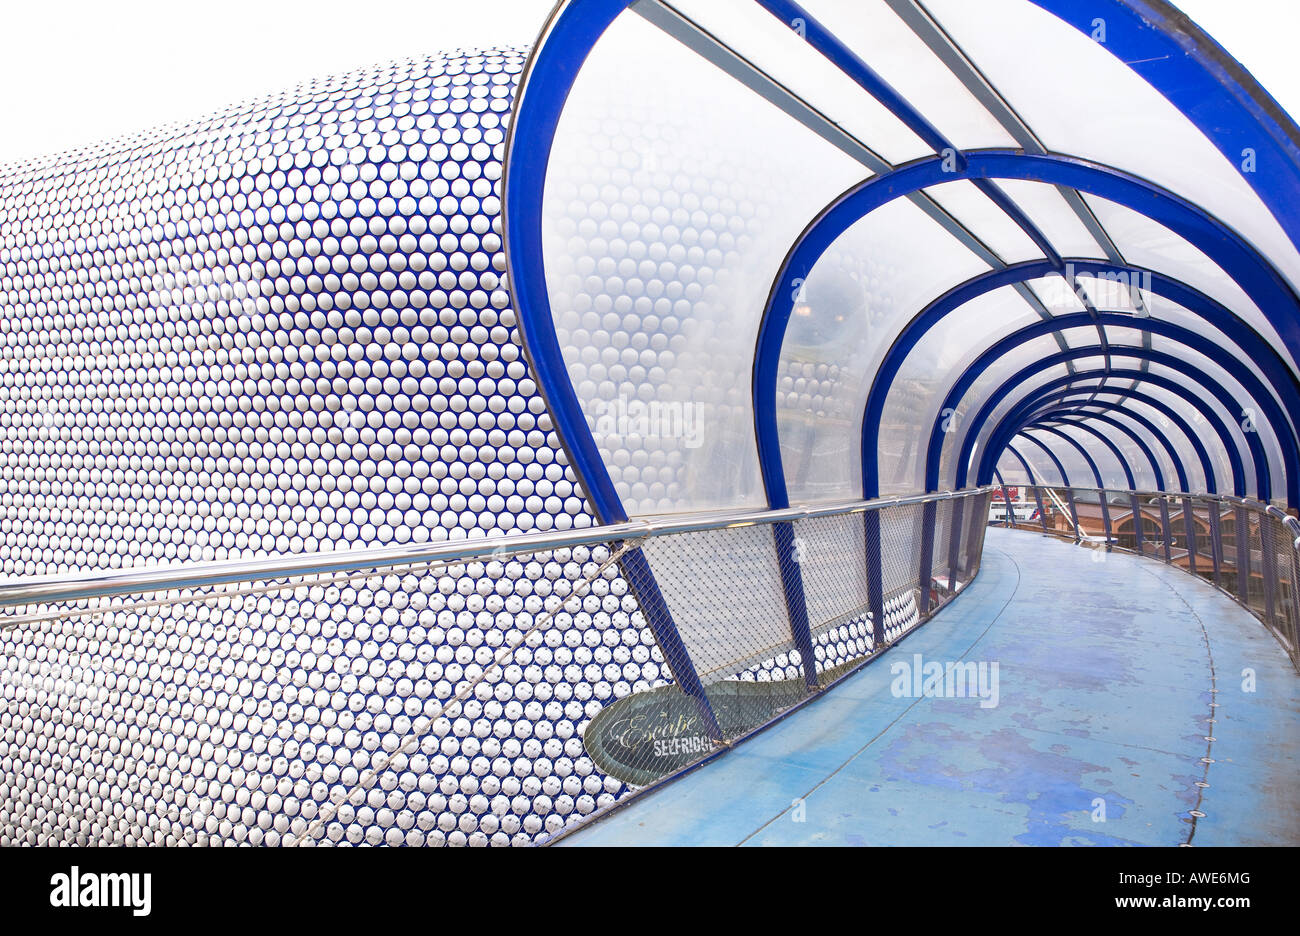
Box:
left=561, top=527, right=1300, bottom=847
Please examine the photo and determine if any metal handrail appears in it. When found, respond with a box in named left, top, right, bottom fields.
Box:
left=0, top=486, right=994, bottom=610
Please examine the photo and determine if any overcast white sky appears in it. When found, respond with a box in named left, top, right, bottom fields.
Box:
left=0, top=0, right=1296, bottom=167
left=0, top=0, right=552, bottom=166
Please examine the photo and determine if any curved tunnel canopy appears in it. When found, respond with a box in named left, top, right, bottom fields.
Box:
left=504, top=0, right=1300, bottom=520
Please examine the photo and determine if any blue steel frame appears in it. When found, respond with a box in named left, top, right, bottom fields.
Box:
left=1030, top=424, right=1117, bottom=544
left=1018, top=431, right=1083, bottom=537
left=500, top=0, right=729, bottom=733
left=978, top=371, right=1256, bottom=510
left=499, top=0, right=1300, bottom=733
left=1048, top=406, right=1187, bottom=491
left=967, top=352, right=1276, bottom=498
left=1039, top=411, right=1165, bottom=490
left=1028, top=420, right=1136, bottom=489
left=908, top=274, right=1300, bottom=486
left=978, top=363, right=1262, bottom=498
left=1030, top=416, right=1150, bottom=552
left=751, top=152, right=1300, bottom=508
left=1031, top=1, right=1300, bottom=264
left=1003, top=385, right=1223, bottom=495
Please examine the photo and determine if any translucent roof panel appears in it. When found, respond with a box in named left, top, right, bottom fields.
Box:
left=511, top=0, right=1300, bottom=515
left=924, top=0, right=1300, bottom=303
left=994, top=180, right=1108, bottom=261
left=1007, top=441, right=1066, bottom=486
left=662, top=0, right=930, bottom=163
left=995, top=449, right=1035, bottom=485
left=541, top=9, right=865, bottom=516
left=923, top=181, right=1046, bottom=265
left=800, top=0, right=1021, bottom=151
left=778, top=196, right=989, bottom=502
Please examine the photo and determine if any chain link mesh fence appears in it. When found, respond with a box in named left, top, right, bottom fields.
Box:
left=0, top=489, right=994, bottom=846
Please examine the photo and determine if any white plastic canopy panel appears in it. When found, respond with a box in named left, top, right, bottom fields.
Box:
left=1129, top=382, right=1238, bottom=495
left=995, top=449, right=1035, bottom=484
left=923, top=0, right=1300, bottom=306
left=660, top=0, right=929, bottom=164
left=923, top=181, right=1045, bottom=265
left=1075, top=272, right=1143, bottom=315
left=1137, top=288, right=1259, bottom=367
left=942, top=360, right=1074, bottom=489
left=542, top=9, right=865, bottom=516
left=1099, top=325, right=1152, bottom=351
left=1029, top=272, right=1091, bottom=318
left=1021, top=427, right=1098, bottom=487
left=778, top=195, right=989, bottom=502
left=1007, top=441, right=1066, bottom=485
left=1085, top=401, right=1185, bottom=492
left=1042, top=421, right=1132, bottom=489
left=776, top=236, right=878, bottom=503
left=879, top=284, right=1061, bottom=494
left=1142, top=356, right=1287, bottom=498
left=802, top=0, right=1020, bottom=151
left=994, top=180, right=1108, bottom=261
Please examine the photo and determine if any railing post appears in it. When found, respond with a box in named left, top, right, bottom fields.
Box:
left=1235, top=504, right=1251, bottom=605
left=917, top=499, right=937, bottom=615
left=1288, top=530, right=1300, bottom=661
left=864, top=509, right=886, bottom=648
left=1208, top=503, right=1224, bottom=588
left=1099, top=492, right=1113, bottom=550
left=947, top=495, right=966, bottom=592
left=619, top=547, right=724, bottom=741
left=1158, top=496, right=1172, bottom=564
left=1032, top=485, right=1049, bottom=534
left=1259, top=512, right=1278, bottom=632
left=1130, top=492, right=1144, bottom=557
left=1182, top=496, right=1198, bottom=576
left=773, top=521, right=820, bottom=692
left=1064, top=487, right=1081, bottom=542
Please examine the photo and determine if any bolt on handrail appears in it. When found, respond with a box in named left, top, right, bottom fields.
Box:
left=0, top=486, right=994, bottom=610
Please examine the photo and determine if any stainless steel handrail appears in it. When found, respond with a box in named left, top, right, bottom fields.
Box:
left=0, top=486, right=994, bottom=609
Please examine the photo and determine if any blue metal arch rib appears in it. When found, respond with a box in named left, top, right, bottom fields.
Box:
left=919, top=307, right=1299, bottom=496
left=973, top=360, right=1263, bottom=498
left=1040, top=411, right=1168, bottom=491
left=992, top=380, right=1234, bottom=496
left=750, top=152, right=1300, bottom=507
left=1022, top=400, right=1191, bottom=492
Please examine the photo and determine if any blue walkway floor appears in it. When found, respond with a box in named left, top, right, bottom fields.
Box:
left=562, top=528, right=1300, bottom=846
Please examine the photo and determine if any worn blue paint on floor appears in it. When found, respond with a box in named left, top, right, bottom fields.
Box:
left=560, top=528, right=1300, bottom=846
